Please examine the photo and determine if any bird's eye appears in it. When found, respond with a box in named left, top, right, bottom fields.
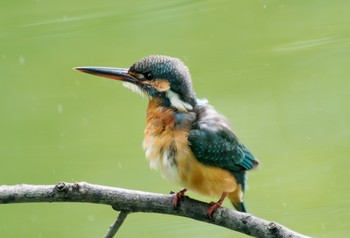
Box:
left=144, top=72, right=153, bottom=80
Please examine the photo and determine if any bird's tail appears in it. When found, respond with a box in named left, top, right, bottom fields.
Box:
left=228, top=186, right=247, bottom=212
left=232, top=201, right=247, bottom=213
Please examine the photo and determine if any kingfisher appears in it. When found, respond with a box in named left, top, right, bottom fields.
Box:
left=74, top=55, right=259, bottom=217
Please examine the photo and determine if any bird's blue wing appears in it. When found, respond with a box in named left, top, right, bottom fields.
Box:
left=188, top=128, right=257, bottom=173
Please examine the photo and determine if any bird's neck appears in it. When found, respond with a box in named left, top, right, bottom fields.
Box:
left=145, top=99, right=177, bottom=132
left=144, top=98, right=196, bottom=137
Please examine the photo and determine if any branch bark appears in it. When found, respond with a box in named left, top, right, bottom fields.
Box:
left=104, top=210, right=129, bottom=238
left=0, top=182, right=309, bottom=238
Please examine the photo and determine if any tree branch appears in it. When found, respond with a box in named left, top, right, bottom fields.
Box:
left=0, top=182, right=309, bottom=238
left=104, top=210, right=129, bottom=238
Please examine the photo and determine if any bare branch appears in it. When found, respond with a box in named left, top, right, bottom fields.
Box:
left=104, top=210, right=129, bottom=238
left=0, top=182, right=310, bottom=238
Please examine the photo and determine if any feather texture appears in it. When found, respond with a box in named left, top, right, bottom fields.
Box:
left=188, top=102, right=259, bottom=190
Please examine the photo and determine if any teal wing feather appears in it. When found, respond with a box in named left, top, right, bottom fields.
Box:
left=188, top=128, right=258, bottom=188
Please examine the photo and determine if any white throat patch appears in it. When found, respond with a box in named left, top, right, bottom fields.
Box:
left=166, top=90, right=193, bottom=112
left=123, top=82, right=192, bottom=112
left=122, top=82, right=145, bottom=96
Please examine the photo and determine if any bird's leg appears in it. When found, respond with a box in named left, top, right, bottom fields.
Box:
left=207, top=192, right=228, bottom=218
left=172, top=188, right=188, bottom=207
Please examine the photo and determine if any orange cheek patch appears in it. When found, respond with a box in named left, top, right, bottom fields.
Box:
left=152, top=80, right=170, bottom=92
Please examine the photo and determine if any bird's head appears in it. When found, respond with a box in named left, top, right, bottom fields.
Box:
left=74, top=55, right=197, bottom=112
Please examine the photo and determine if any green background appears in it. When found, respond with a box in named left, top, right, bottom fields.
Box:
left=1, top=0, right=349, bottom=237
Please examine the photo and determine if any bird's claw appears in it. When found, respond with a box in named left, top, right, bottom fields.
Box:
left=207, top=201, right=222, bottom=218
left=207, top=192, right=227, bottom=218
left=172, top=188, right=187, bottom=207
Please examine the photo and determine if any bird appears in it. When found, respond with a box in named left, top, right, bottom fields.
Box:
left=74, top=55, right=259, bottom=217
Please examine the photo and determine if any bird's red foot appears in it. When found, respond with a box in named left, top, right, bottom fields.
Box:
left=207, top=192, right=228, bottom=218
left=207, top=201, right=223, bottom=218
left=172, top=188, right=187, bottom=207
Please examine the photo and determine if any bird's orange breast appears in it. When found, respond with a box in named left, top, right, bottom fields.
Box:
left=143, top=99, right=241, bottom=199
left=143, top=99, right=185, bottom=184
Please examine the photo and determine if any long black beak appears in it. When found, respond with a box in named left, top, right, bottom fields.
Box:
left=74, top=66, right=138, bottom=84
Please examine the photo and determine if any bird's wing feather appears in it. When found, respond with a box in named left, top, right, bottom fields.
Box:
left=188, top=128, right=257, bottom=172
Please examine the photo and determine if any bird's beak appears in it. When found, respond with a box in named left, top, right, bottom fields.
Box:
left=74, top=66, right=138, bottom=84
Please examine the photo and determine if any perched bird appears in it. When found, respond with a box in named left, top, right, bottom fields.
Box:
left=74, top=55, right=258, bottom=216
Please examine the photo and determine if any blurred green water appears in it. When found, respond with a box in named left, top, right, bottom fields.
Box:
left=1, top=0, right=350, bottom=237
